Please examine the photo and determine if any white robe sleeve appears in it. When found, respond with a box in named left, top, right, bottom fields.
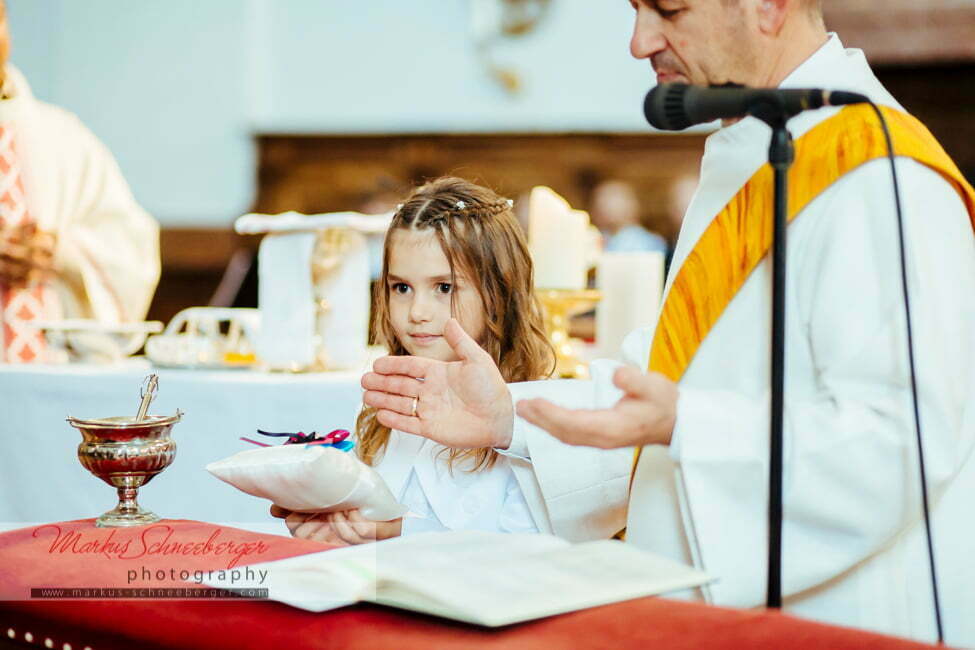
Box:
left=507, top=375, right=636, bottom=542
left=672, top=158, right=975, bottom=608
left=48, top=109, right=160, bottom=322
left=501, top=326, right=650, bottom=460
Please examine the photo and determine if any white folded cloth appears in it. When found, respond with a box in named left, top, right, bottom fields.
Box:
left=245, top=211, right=374, bottom=371
left=235, top=211, right=392, bottom=235
left=256, top=231, right=318, bottom=369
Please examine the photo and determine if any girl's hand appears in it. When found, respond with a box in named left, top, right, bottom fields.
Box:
left=279, top=507, right=403, bottom=545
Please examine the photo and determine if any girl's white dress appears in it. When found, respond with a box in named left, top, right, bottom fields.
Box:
left=371, top=429, right=538, bottom=535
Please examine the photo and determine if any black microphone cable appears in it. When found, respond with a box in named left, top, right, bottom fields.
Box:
left=869, top=102, right=944, bottom=645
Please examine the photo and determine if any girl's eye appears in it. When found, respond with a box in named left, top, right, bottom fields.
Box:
left=391, top=282, right=410, bottom=295
left=659, top=8, right=683, bottom=19
left=437, top=283, right=453, bottom=294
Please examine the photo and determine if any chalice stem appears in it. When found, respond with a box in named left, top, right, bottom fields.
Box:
left=116, top=486, right=141, bottom=515
left=95, top=483, right=159, bottom=527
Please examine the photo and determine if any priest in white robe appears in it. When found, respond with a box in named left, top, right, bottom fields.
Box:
left=0, top=0, right=159, bottom=362
left=361, top=0, right=975, bottom=645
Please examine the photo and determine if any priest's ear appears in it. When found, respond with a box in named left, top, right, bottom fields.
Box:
left=755, top=0, right=789, bottom=37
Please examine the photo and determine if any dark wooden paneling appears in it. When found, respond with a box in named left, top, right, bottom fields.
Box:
left=874, top=64, right=975, bottom=179
left=254, top=132, right=707, bottom=239
left=147, top=228, right=249, bottom=324
left=160, top=228, right=247, bottom=272
left=824, top=1, right=975, bottom=64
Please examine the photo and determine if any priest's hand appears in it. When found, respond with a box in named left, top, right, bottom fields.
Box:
left=516, top=366, right=678, bottom=448
left=361, top=318, right=514, bottom=450
left=271, top=505, right=402, bottom=545
left=0, top=223, right=55, bottom=286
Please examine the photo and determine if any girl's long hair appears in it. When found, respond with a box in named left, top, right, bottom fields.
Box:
left=356, top=176, right=555, bottom=471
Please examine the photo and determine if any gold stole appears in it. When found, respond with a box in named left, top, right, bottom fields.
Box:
left=632, top=105, right=975, bottom=472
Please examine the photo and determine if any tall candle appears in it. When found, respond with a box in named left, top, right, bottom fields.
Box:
left=529, top=186, right=589, bottom=290
left=596, top=251, right=665, bottom=360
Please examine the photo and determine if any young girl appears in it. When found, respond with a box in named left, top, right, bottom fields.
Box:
left=280, top=176, right=555, bottom=545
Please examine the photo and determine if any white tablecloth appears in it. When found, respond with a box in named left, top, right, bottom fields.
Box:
left=0, top=359, right=365, bottom=533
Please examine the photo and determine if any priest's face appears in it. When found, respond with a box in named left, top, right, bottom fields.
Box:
left=385, top=228, right=486, bottom=363
left=628, top=0, right=761, bottom=87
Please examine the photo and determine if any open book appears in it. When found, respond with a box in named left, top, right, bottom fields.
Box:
left=205, top=530, right=711, bottom=626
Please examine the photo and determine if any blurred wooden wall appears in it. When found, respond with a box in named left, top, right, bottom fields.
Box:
left=253, top=132, right=706, bottom=233
left=823, top=0, right=975, bottom=64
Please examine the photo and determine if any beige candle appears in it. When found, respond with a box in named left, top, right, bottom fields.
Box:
left=596, top=251, right=665, bottom=360
left=529, top=187, right=589, bottom=290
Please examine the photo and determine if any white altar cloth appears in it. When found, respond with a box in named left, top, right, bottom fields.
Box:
left=0, top=359, right=364, bottom=533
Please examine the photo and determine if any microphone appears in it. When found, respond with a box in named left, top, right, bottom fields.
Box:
left=644, top=83, right=870, bottom=131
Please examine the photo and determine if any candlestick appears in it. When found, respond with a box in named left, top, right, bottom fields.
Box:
left=536, top=289, right=602, bottom=378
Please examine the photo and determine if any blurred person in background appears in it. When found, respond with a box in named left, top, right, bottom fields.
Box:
left=570, top=178, right=671, bottom=339
left=665, top=173, right=698, bottom=243
left=663, top=172, right=699, bottom=271
left=589, top=178, right=667, bottom=254
left=0, top=0, right=159, bottom=363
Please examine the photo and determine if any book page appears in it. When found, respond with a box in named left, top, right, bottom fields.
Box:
left=202, top=531, right=568, bottom=613
left=202, top=544, right=375, bottom=611
left=204, top=531, right=710, bottom=625
left=376, top=538, right=711, bottom=626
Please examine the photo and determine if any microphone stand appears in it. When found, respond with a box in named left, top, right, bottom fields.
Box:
left=752, top=105, right=795, bottom=610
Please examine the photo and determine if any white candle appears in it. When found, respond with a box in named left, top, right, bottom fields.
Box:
left=529, top=186, right=589, bottom=290
left=596, top=251, right=665, bottom=361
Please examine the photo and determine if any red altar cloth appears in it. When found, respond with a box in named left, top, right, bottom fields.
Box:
left=0, top=519, right=936, bottom=650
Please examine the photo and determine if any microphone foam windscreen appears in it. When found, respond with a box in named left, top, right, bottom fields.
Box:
left=644, top=84, right=691, bottom=131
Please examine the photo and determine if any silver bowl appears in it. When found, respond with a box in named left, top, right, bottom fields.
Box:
left=67, top=413, right=181, bottom=527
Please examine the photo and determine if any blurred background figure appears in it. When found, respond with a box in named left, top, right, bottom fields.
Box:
left=665, top=173, right=698, bottom=244
left=662, top=172, right=699, bottom=271
left=568, top=179, right=670, bottom=343
left=589, top=179, right=667, bottom=255
left=0, top=0, right=159, bottom=363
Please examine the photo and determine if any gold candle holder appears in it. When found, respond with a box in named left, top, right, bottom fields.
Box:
left=535, top=289, right=601, bottom=379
